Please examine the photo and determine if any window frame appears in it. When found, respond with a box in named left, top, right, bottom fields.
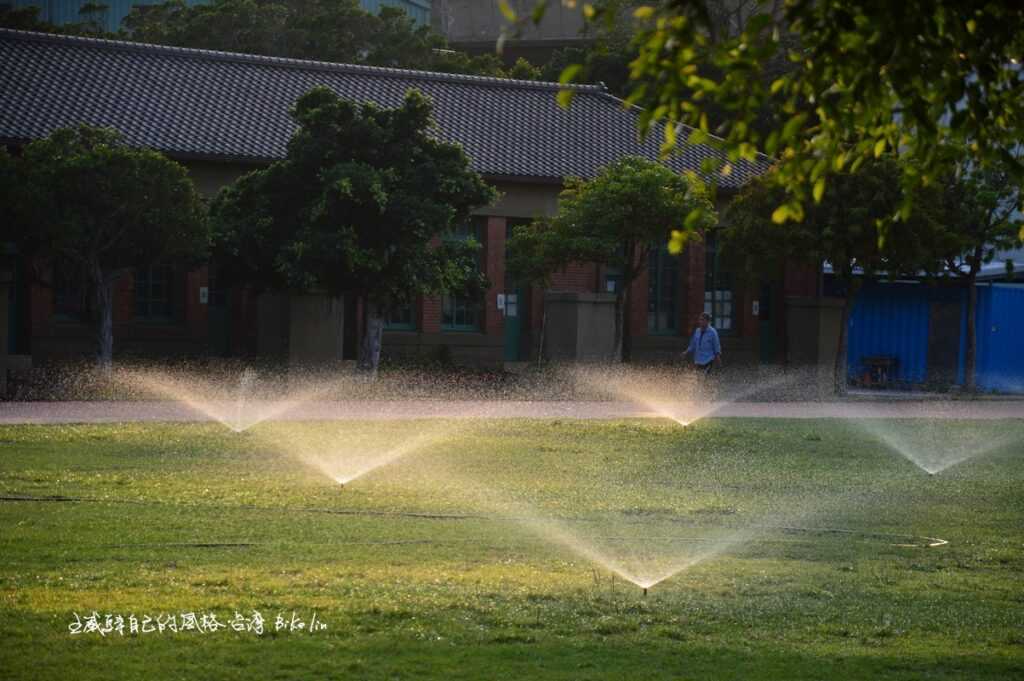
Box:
left=647, top=246, right=680, bottom=335
left=441, top=218, right=485, bottom=332
left=704, top=231, right=735, bottom=334
left=134, top=264, right=175, bottom=322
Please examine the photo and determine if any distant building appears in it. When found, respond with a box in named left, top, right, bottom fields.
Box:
left=4, top=0, right=432, bottom=33
left=432, top=0, right=588, bottom=63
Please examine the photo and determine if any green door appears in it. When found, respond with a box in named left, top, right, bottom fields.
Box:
left=503, top=289, right=522, bottom=361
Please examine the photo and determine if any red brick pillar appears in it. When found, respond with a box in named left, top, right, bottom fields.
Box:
left=683, top=238, right=706, bottom=331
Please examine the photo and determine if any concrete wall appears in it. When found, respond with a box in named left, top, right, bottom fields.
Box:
left=288, top=295, right=345, bottom=365
left=785, top=296, right=845, bottom=395
left=433, top=0, right=586, bottom=45
left=542, top=291, right=616, bottom=361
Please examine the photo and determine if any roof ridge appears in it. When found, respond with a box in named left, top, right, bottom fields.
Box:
left=0, top=27, right=606, bottom=93
left=597, top=90, right=776, bottom=166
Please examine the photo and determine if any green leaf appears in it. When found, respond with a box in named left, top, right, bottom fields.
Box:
left=497, top=1, right=516, bottom=23
left=559, top=64, right=583, bottom=85
left=660, top=123, right=677, bottom=157
left=633, top=6, right=655, bottom=20
left=781, top=113, right=807, bottom=142
left=557, top=89, right=576, bottom=109
left=668, top=230, right=688, bottom=254
left=684, top=208, right=704, bottom=230
left=873, top=138, right=887, bottom=158
left=813, top=177, right=826, bottom=203
left=771, top=204, right=791, bottom=223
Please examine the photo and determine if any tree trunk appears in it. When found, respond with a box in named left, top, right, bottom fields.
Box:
left=833, top=287, right=857, bottom=396
left=357, top=298, right=385, bottom=378
left=92, top=263, right=114, bottom=372
left=612, top=290, right=624, bottom=363
left=964, top=272, right=978, bottom=393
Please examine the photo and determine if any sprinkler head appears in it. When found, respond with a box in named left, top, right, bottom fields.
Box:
left=642, top=587, right=648, bottom=597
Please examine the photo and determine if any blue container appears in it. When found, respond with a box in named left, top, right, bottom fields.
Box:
left=974, top=284, right=1024, bottom=392
left=848, top=281, right=1024, bottom=393
left=846, top=283, right=946, bottom=385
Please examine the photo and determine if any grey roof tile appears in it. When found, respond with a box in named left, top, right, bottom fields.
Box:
left=0, top=28, right=771, bottom=187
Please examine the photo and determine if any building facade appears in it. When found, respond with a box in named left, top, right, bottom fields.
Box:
left=1, top=28, right=799, bottom=370
left=432, top=0, right=587, bottom=63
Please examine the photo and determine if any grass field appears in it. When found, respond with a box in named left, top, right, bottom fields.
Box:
left=1, top=417, right=1022, bottom=680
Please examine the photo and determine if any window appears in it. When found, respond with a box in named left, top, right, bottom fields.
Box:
left=647, top=246, right=679, bottom=334
left=704, top=233, right=734, bottom=332
left=53, top=260, right=88, bottom=321
left=441, top=219, right=484, bottom=331
left=385, top=302, right=416, bottom=330
left=135, top=265, right=173, bottom=321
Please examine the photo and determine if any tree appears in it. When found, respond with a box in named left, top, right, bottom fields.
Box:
left=507, top=157, right=715, bottom=361
left=0, top=3, right=112, bottom=35
left=512, top=1, right=1024, bottom=250
left=724, top=157, right=945, bottom=392
left=923, top=158, right=1022, bottom=392
left=4, top=125, right=208, bottom=369
left=211, top=87, right=496, bottom=374
left=120, top=0, right=512, bottom=77
left=0, top=6, right=60, bottom=32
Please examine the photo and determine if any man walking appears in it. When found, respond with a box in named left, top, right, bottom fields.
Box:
left=683, top=312, right=722, bottom=376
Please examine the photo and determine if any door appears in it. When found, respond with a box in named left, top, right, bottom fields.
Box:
left=759, top=282, right=776, bottom=364
left=503, top=290, right=522, bottom=361
left=503, top=221, right=526, bottom=361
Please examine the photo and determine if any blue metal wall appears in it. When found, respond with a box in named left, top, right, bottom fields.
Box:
left=848, top=282, right=1024, bottom=393
left=12, top=0, right=431, bottom=33
left=974, top=285, right=1024, bottom=392
left=846, top=283, right=948, bottom=385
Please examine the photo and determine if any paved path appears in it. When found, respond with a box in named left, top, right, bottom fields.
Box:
left=1, top=399, right=1022, bottom=424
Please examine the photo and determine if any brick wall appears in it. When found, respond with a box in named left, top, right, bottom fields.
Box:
left=26, top=259, right=211, bottom=363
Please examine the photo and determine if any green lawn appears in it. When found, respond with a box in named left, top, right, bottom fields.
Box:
left=1, top=417, right=1022, bottom=680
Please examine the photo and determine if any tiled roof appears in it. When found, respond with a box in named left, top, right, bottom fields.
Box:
left=0, top=29, right=771, bottom=187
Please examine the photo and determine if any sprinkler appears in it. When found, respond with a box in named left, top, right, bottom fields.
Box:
left=642, top=587, right=647, bottom=597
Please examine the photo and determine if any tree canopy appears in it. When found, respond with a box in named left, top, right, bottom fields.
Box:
left=211, top=86, right=497, bottom=371
left=119, top=0, right=509, bottom=76
left=724, top=157, right=954, bottom=391
left=511, top=1, right=1024, bottom=246
left=508, top=156, right=715, bottom=360
left=3, top=125, right=208, bottom=367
